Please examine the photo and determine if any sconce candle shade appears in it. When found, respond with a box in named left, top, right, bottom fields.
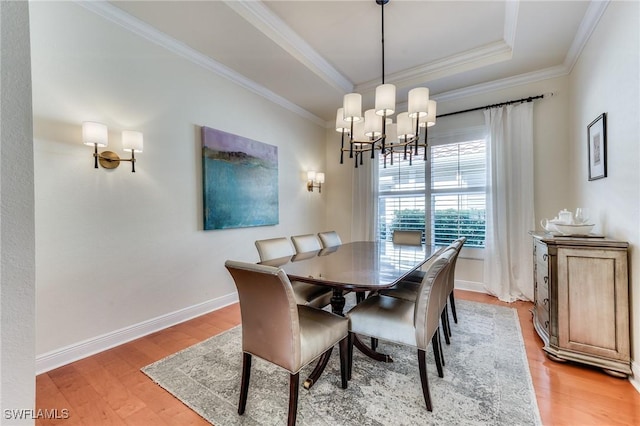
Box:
left=122, top=130, right=144, bottom=152
left=82, top=121, right=108, bottom=147
left=306, top=170, right=324, bottom=193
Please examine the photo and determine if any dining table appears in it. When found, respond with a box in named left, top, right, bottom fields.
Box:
left=260, top=240, right=442, bottom=388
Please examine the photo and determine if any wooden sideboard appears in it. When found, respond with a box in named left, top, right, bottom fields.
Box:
left=531, top=232, right=631, bottom=377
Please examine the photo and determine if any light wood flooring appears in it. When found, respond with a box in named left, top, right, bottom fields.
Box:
left=36, top=290, right=640, bottom=425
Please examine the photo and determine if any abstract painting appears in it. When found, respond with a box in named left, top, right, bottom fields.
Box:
left=202, top=127, right=278, bottom=230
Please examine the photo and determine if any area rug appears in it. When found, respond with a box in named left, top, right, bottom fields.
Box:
left=142, top=299, right=541, bottom=425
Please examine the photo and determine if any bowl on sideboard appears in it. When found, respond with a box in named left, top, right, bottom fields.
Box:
left=554, top=223, right=595, bottom=236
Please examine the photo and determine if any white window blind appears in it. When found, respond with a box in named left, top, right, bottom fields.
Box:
left=378, top=155, right=426, bottom=242
left=430, top=140, right=486, bottom=247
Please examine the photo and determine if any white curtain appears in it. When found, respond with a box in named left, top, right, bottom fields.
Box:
left=483, top=102, right=535, bottom=301
left=351, top=155, right=379, bottom=242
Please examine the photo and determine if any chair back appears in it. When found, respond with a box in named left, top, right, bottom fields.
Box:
left=446, top=237, right=466, bottom=294
left=413, top=250, right=455, bottom=349
left=225, top=260, right=302, bottom=372
left=255, top=237, right=295, bottom=262
left=392, top=230, right=423, bottom=245
left=318, top=231, right=342, bottom=248
left=291, top=234, right=322, bottom=253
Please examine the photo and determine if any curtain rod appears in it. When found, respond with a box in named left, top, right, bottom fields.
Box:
left=436, top=92, right=553, bottom=119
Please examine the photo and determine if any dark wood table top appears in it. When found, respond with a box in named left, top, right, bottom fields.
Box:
left=260, top=240, right=440, bottom=292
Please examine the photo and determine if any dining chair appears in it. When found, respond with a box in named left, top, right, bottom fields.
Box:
left=255, top=237, right=333, bottom=308
left=290, top=233, right=322, bottom=253
left=444, top=237, right=466, bottom=326
left=380, top=238, right=465, bottom=344
left=347, top=250, right=454, bottom=411
left=317, top=231, right=342, bottom=248
left=225, top=260, right=349, bottom=426
left=392, top=229, right=426, bottom=282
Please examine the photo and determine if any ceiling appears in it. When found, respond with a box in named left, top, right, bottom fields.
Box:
left=96, top=0, right=602, bottom=125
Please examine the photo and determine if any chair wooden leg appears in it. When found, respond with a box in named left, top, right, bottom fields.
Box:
left=238, top=352, right=252, bottom=415
left=437, top=328, right=445, bottom=367
left=288, top=372, right=300, bottom=426
left=370, top=337, right=378, bottom=351
left=347, top=332, right=354, bottom=380
left=432, top=333, right=444, bottom=378
left=418, top=349, right=433, bottom=411
left=339, top=336, right=349, bottom=389
left=356, top=291, right=366, bottom=303
left=449, top=292, right=458, bottom=323
left=441, top=310, right=451, bottom=345
left=445, top=304, right=452, bottom=337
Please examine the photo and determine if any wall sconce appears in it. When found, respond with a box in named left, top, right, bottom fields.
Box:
left=82, top=121, right=143, bottom=172
left=306, top=171, right=325, bottom=193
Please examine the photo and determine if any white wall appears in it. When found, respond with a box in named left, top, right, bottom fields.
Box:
left=1, top=1, right=36, bottom=423
left=30, top=2, right=327, bottom=366
left=567, top=1, right=640, bottom=381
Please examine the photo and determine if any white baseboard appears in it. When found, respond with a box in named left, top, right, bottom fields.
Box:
left=630, top=360, right=640, bottom=393
left=454, top=279, right=486, bottom=293
left=35, top=292, right=239, bottom=375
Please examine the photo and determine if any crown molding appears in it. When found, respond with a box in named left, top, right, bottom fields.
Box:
left=356, top=40, right=513, bottom=93
left=563, top=0, right=609, bottom=73
left=356, top=0, right=519, bottom=93
left=75, top=0, right=326, bottom=126
left=432, top=65, right=569, bottom=103
left=224, top=0, right=353, bottom=93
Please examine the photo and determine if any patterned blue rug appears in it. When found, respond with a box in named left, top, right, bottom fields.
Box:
left=142, top=299, right=541, bottom=425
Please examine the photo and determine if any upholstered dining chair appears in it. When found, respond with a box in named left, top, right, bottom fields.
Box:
left=347, top=250, right=454, bottom=411
left=291, top=233, right=322, bottom=254
left=380, top=238, right=465, bottom=345
left=317, top=231, right=342, bottom=248
left=392, top=229, right=426, bottom=283
left=255, top=237, right=333, bottom=309
left=225, top=260, right=349, bottom=426
left=444, top=237, right=466, bottom=326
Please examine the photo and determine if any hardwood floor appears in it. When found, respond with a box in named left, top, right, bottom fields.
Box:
left=36, top=291, right=640, bottom=425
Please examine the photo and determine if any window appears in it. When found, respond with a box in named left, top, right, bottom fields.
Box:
left=377, top=130, right=487, bottom=248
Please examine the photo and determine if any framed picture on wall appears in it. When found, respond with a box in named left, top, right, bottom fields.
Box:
left=587, top=113, right=607, bottom=181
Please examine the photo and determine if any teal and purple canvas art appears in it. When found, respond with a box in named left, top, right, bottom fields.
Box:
left=202, top=127, right=278, bottom=230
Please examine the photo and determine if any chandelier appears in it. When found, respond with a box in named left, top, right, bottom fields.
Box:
left=335, top=0, right=436, bottom=168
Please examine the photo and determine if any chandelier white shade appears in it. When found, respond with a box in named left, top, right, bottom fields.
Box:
left=375, top=83, right=396, bottom=116
left=408, top=87, right=429, bottom=118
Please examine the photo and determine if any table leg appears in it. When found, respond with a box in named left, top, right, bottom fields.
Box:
left=330, top=288, right=346, bottom=316
left=353, top=334, right=393, bottom=363
left=303, top=348, right=333, bottom=389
